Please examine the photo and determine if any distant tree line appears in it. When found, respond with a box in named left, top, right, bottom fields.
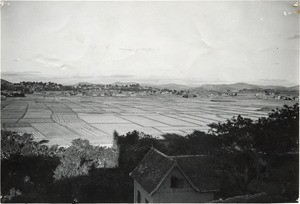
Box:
left=1, top=92, right=26, bottom=97
left=1, top=103, right=298, bottom=202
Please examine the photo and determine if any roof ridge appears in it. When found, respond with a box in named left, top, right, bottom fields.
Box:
left=152, top=148, right=174, bottom=161
left=149, top=163, right=176, bottom=196
left=129, top=148, right=157, bottom=177
left=129, top=148, right=173, bottom=177
left=170, top=154, right=208, bottom=158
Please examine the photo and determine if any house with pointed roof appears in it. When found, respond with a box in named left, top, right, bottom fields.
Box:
left=129, top=148, right=220, bottom=203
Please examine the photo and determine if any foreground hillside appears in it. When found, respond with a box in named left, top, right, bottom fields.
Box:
left=1, top=104, right=298, bottom=203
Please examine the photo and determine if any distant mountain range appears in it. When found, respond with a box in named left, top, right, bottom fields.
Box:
left=111, top=82, right=140, bottom=86
left=143, top=82, right=298, bottom=92
left=142, top=83, right=192, bottom=90
left=72, top=82, right=93, bottom=87
left=193, top=83, right=299, bottom=92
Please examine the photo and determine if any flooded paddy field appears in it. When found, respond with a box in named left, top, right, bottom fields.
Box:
left=1, top=94, right=296, bottom=146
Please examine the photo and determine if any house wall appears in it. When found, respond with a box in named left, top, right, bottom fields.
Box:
left=152, top=166, right=215, bottom=203
left=133, top=180, right=153, bottom=203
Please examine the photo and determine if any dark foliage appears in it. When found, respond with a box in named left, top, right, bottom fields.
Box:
left=208, top=103, right=299, bottom=200
left=1, top=155, right=60, bottom=202
left=254, top=104, right=299, bottom=154
left=1, top=131, right=60, bottom=159
left=167, top=130, right=221, bottom=155
left=1, top=131, right=60, bottom=202
left=117, top=130, right=167, bottom=170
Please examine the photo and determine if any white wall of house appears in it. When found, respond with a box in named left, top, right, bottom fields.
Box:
left=133, top=166, right=217, bottom=203
left=133, top=180, right=153, bottom=203
left=152, top=166, right=215, bottom=203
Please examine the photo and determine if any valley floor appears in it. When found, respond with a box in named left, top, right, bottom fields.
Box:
left=1, top=93, right=296, bottom=146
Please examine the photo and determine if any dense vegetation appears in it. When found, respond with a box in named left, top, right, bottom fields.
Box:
left=1, top=133, right=118, bottom=202
left=1, top=104, right=298, bottom=202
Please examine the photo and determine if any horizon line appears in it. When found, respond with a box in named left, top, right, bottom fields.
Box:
left=1, top=77, right=299, bottom=88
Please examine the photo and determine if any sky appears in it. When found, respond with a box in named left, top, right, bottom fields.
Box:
left=1, top=1, right=299, bottom=86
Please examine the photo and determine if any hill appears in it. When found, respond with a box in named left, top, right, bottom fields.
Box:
left=1, top=79, right=13, bottom=85
left=2, top=79, right=298, bottom=93
left=143, top=83, right=191, bottom=90
left=72, top=82, right=93, bottom=87
left=111, top=82, right=140, bottom=86
left=287, top=85, right=299, bottom=92
left=1, top=79, right=14, bottom=90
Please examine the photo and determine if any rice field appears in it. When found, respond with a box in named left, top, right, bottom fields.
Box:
left=1, top=94, right=296, bottom=146
left=52, top=115, right=84, bottom=123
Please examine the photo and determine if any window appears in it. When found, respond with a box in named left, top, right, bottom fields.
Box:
left=171, top=176, right=183, bottom=188
left=137, top=190, right=141, bottom=203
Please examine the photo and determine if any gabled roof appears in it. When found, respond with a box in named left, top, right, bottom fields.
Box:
left=129, top=148, right=175, bottom=194
left=129, top=148, right=220, bottom=195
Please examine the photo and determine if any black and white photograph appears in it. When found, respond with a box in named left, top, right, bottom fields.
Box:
left=1, top=0, right=299, bottom=203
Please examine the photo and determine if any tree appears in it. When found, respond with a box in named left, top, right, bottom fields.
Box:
left=167, top=131, right=221, bottom=155
left=117, top=130, right=166, bottom=171
left=1, top=131, right=57, bottom=159
left=207, top=104, right=299, bottom=200
left=253, top=103, right=299, bottom=154
left=1, top=131, right=60, bottom=203
left=53, top=138, right=118, bottom=180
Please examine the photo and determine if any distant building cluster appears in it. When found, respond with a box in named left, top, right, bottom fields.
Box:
left=67, top=83, right=176, bottom=97
left=254, top=91, right=299, bottom=101
left=1, top=80, right=197, bottom=98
